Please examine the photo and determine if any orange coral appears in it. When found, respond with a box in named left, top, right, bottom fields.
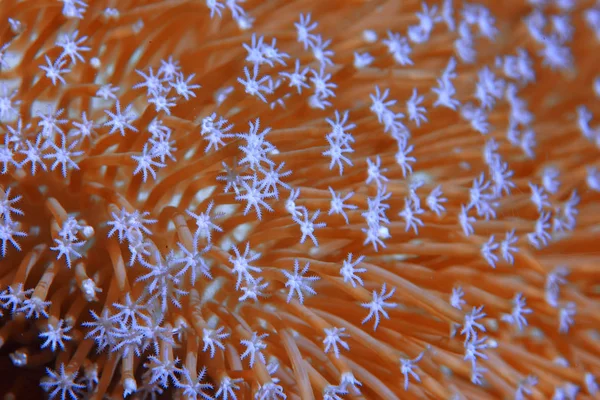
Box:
left=0, top=0, right=599, bottom=399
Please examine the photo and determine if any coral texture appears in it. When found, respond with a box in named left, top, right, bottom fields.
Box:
left=0, top=0, right=599, bottom=399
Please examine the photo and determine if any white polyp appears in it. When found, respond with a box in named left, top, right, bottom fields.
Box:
left=123, top=378, right=137, bottom=397
left=81, top=278, right=99, bottom=302
left=363, top=30, right=378, bottom=43
left=90, top=57, right=101, bottom=69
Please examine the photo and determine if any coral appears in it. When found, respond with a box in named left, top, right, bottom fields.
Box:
left=0, top=0, right=599, bottom=399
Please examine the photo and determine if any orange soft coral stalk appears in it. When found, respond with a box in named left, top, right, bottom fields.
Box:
left=0, top=0, right=599, bottom=399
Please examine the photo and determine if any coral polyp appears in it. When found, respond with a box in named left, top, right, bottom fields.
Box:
left=0, top=0, right=599, bottom=399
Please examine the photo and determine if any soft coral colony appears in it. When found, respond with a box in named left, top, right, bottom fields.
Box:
left=0, top=0, right=600, bottom=398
